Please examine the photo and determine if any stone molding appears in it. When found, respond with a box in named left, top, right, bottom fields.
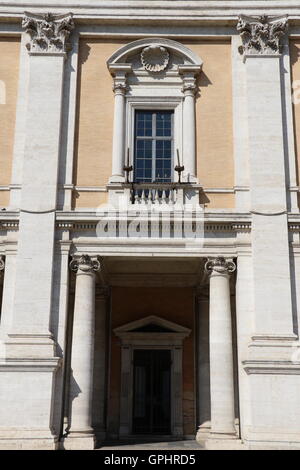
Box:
left=69, top=254, right=101, bottom=274
left=22, top=12, right=74, bottom=55
left=108, top=64, right=132, bottom=96
left=56, top=220, right=252, bottom=232
left=205, top=256, right=236, bottom=275
left=237, top=14, right=288, bottom=56
left=243, top=360, right=300, bottom=375
left=0, top=357, right=62, bottom=373
left=0, top=2, right=300, bottom=23
left=114, top=316, right=190, bottom=438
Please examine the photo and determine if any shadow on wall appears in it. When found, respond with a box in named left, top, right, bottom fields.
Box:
left=64, top=370, right=82, bottom=434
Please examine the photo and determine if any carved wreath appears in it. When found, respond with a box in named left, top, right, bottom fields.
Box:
left=141, top=45, right=169, bottom=72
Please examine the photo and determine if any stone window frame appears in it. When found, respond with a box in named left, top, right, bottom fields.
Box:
left=107, top=38, right=203, bottom=184
left=127, top=98, right=182, bottom=183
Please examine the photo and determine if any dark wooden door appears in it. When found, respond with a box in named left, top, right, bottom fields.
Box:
left=132, top=349, right=171, bottom=434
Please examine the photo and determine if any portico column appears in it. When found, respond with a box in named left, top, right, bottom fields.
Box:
left=64, top=255, right=100, bottom=450
left=108, top=65, right=132, bottom=183
left=205, top=257, right=236, bottom=438
left=93, top=285, right=110, bottom=441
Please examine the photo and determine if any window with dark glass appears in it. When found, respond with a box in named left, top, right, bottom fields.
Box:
left=134, top=110, right=173, bottom=183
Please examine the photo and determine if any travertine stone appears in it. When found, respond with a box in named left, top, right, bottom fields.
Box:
left=64, top=255, right=100, bottom=450
left=237, top=15, right=288, bottom=56
left=239, top=17, right=294, bottom=337
left=22, top=12, right=74, bottom=55
left=205, top=257, right=237, bottom=437
left=0, top=13, right=70, bottom=449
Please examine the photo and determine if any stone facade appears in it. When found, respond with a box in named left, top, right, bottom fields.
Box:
left=0, top=1, right=299, bottom=450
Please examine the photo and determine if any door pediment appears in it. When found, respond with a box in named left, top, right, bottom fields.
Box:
left=114, top=315, right=191, bottom=343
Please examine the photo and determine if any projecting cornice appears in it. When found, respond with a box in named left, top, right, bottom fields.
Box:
left=1, top=2, right=300, bottom=25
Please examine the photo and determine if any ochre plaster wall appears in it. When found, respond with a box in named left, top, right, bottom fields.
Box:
left=74, top=38, right=234, bottom=209
left=107, top=286, right=195, bottom=437
left=183, top=40, right=234, bottom=207
left=290, top=39, right=300, bottom=207
left=0, top=38, right=20, bottom=207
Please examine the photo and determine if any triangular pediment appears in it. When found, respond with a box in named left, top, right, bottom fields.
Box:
left=114, top=315, right=191, bottom=337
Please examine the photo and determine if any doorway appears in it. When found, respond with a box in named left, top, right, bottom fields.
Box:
left=114, top=315, right=191, bottom=438
left=132, top=349, right=171, bottom=434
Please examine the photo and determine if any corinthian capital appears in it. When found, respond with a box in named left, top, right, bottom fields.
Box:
left=237, top=15, right=288, bottom=56
left=70, top=254, right=101, bottom=274
left=22, top=12, right=74, bottom=55
left=205, top=257, right=236, bottom=276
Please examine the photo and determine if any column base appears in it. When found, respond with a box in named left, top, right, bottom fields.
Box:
left=205, top=433, right=247, bottom=450
left=108, top=175, right=125, bottom=184
left=62, top=431, right=96, bottom=450
left=0, top=429, right=58, bottom=450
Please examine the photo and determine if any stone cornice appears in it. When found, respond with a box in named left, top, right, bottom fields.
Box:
left=3, top=2, right=300, bottom=25
left=243, top=360, right=300, bottom=375
left=56, top=220, right=251, bottom=232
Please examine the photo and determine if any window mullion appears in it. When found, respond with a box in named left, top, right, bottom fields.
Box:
left=152, top=113, right=156, bottom=183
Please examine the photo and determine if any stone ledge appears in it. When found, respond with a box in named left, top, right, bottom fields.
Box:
left=0, top=357, right=62, bottom=372
left=243, top=360, right=300, bottom=375
left=205, top=438, right=247, bottom=450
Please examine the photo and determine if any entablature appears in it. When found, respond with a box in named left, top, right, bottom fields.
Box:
left=3, top=2, right=300, bottom=26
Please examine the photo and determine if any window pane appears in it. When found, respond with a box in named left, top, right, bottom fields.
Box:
left=134, top=110, right=173, bottom=183
left=156, top=111, right=172, bottom=137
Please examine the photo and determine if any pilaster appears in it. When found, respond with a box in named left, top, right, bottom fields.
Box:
left=0, top=12, right=74, bottom=450
left=6, top=12, right=74, bottom=357
left=237, top=15, right=300, bottom=449
left=238, top=15, right=295, bottom=342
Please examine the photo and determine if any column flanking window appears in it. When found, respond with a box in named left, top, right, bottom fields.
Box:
left=107, top=38, right=203, bottom=185
left=134, top=110, right=173, bottom=183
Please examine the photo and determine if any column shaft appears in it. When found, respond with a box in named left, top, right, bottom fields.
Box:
left=182, top=91, right=196, bottom=182
left=92, top=288, right=109, bottom=440
left=206, top=257, right=236, bottom=436
left=111, top=88, right=126, bottom=182
left=65, top=255, right=100, bottom=450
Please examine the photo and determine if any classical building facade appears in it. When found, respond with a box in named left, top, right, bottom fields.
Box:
left=0, top=1, right=300, bottom=450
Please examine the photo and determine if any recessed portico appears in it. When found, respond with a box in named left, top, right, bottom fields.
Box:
left=61, top=252, right=239, bottom=448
